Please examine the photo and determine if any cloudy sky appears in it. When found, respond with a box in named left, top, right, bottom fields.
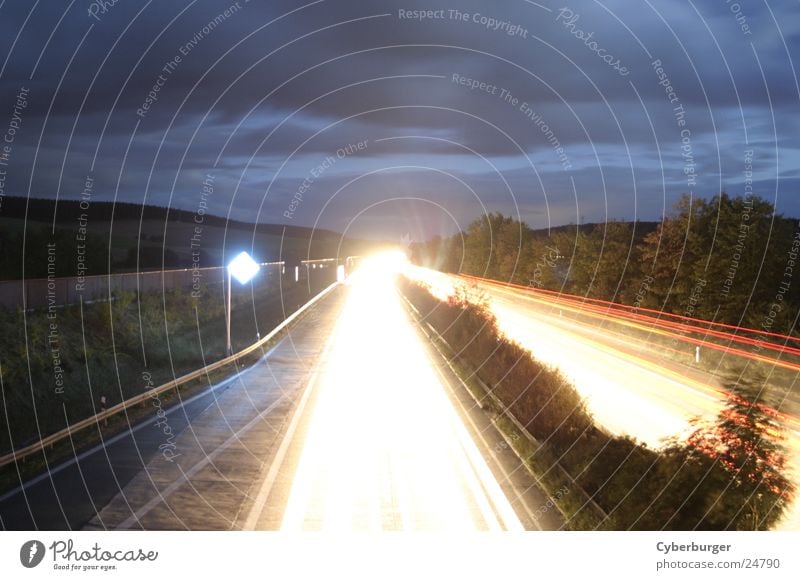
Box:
left=1, top=0, right=799, bottom=240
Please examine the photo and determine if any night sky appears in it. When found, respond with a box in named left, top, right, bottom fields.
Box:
left=1, top=0, right=799, bottom=241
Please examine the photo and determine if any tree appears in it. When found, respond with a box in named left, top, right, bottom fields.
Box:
left=686, top=380, right=794, bottom=530
left=692, top=193, right=778, bottom=321
left=638, top=194, right=706, bottom=312
left=460, top=213, right=530, bottom=280
left=518, top=236, right=566, bottom=290
left=567, top=221, right=639, bottom=301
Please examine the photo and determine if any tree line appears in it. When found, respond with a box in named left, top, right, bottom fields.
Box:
left=413, top=193, right=800, bottom=334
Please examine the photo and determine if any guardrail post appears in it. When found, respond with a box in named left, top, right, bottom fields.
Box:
left=100, top=396, right=107, bottom=427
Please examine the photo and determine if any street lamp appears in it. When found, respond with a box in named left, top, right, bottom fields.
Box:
left=225, top=251, right=260, bottom=355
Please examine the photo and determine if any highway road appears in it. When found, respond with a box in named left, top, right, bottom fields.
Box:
left=478, top=280, right=724, bottom=446
left=0, top=288, right=349, bottom=530
left=277, top=260, right=523, bottom=531
left=405, top=266, right=800, bottom=530
left=1, top=258, right=556, bottom=530
left=249, top=256, right=556, bottom=530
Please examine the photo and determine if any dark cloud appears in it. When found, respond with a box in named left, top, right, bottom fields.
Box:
left=1, top=0, right=799, bottom=238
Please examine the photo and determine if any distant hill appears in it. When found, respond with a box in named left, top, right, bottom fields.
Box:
left=534, top=220, right=660, bottom=239
left=0, top=196, right=341, bottom=240
left=0, top=197, right=381, bottom=280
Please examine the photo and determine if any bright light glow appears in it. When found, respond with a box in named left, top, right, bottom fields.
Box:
left=404, top=266, right=800, bottom=529
left=404, top=265, right=720, bottom=444
left=280, top=255, right=521, bottom=531
left=358, top=250, right=409, bottom=278
left=228, top=251, right=260, bottom=284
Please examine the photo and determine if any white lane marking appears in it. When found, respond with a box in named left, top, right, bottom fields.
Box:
left=242, top=323, right=339, bottom=530
left=443, top=389, right=524, bottom=531
left=422, top=316, right=531, bottom=531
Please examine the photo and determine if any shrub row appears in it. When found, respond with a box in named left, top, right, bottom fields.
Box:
left=0, top=276, right=322, bottom=455
left=398, top=276, right=794, bottom=530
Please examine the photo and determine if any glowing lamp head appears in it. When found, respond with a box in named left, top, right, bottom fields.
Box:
left=228, top=251, right=260, bottom=284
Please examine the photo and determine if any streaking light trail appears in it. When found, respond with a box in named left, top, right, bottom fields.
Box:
left=281, top=253, right=523, bottom=531
left=404, top=267, right=800, bottom=529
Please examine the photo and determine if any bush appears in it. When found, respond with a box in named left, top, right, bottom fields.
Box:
left=0, top=275, right=314, bottom=454
left=398, top=275, right=794, bottom=529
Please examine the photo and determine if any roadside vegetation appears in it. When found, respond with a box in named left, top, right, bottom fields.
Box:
left=399, top=276, right=794, bottom=530
left=0, top=273, right=329, bottom=457
left=413, top=193, right=799, bottom=335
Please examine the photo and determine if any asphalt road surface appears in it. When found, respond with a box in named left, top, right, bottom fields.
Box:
left=1, top=266, right=558, bottom=530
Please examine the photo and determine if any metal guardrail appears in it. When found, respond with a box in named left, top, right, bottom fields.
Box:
left=400, top=291, right=609, bottom=522
left=0, top=280, right=341, bottom=469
